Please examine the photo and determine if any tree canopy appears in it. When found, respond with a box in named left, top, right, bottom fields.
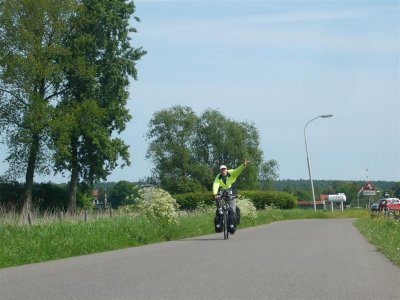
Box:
left=0, top=0, right=77, bottom=213
left=52, top=0, right=145, bottom=214
left=146, top=105, right=277, bottom=194
left=0, top=0, right=145, bottom=214
left=109, top=180, right=140, bottom=208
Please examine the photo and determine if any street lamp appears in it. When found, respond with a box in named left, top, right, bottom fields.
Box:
left=304, top=114, right=333, bottom=211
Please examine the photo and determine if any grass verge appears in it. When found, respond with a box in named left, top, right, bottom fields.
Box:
left=1, top=208, right=398, bottom=268
left=354, top=216, right=400, bottom=266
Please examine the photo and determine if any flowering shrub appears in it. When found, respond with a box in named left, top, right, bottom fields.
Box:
left=137, top=187, right=179, bottom=225
left=264, top=203, right=279, bottom=210
left=237, top=196, right=257, bottom=220
left=196, top=201, right=214, bottom=213
left=121, top=204, right=136, bottom=214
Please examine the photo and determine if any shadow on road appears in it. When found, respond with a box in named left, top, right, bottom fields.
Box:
left=176, top=237, right=225, bottom=242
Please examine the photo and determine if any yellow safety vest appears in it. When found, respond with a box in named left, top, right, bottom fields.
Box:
left=212, top=164, right=245, bottom=195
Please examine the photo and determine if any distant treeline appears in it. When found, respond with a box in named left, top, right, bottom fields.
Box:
left=1, top=179, right=398, bottom=212
left=92, top=179, right=400, bottom=203
left=92, top=179, right=398, bottom=193
left=273, top=179, right=398, bottom=193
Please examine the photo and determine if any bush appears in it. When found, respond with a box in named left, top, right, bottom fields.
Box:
left=174, top=192, right=214, bottom=211
left=173, top=190, right=297, bottom=211
left=240, top=190, right=297, bottom=210
left=77, top=192, right=94, bottom=210
left=137, top=187, right=179, bottom=225
left=0, top=182, right=24, bottom=210
left=109, top=181, right=140, bottom=208
left=32, top=183, right=69, bottom=211
left=236, top=196, right=257, bottom=220
left=0, top=182, right=69, bottom=212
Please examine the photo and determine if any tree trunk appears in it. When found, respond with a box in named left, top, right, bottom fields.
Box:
left=68, top=139, right=79, bottom=215
left=22, top=133, right=40, bottom=216
left=68, top=168, right=78, bottom=215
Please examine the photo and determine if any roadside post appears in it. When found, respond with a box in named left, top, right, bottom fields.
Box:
left=362, top=181, right=376, bottom=209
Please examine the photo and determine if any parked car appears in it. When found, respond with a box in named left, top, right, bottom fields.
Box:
left=371, top=201, right=380, bottom=211
left=378, top=198, right=400, bottom=211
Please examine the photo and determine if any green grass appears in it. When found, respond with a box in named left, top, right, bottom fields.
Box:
left=354, top=216, right=400, bottom=266
left=1, top=208, right=398, bottom=268
left=0, top=216, right=164, bottom=268
left=244, top=208, right=369, bottom=226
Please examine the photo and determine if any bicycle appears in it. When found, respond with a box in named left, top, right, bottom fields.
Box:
left=216, top=188, right=236, bottom=240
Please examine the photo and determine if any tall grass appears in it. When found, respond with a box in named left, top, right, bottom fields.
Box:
left=354, top=217, right=400, bottom=266
left=242, top=208, right=368, bottom=227
left=0, top=211, right=216, bottom=268
left=0, top=206, right=127, bottom=226
left=0, top=208, right=396, bottom=268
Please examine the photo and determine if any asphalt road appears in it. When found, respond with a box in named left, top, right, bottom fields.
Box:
left=1, top=219, right=399, bottom=300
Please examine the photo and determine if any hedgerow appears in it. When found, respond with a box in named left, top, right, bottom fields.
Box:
left=240, top=191, right=297, bottom=210
left=173, top=190, right=297, bottom=211
left=173, top=192, right=214, bottom=211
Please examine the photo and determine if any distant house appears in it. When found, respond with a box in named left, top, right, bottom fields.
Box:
left=297, top=196, right=326, bottom=210
left=92, top=190, right=109, bottom=209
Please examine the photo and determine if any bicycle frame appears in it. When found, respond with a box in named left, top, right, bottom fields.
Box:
left=217, top=189, right=236, bottom=239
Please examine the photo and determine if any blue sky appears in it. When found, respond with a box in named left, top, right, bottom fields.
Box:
left=1, top=0, right=399, bottom=183
left=125, top=0, right=399, bottom=182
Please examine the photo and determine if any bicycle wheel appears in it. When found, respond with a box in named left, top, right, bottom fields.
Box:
left=223, top=212, right=229, bottom=240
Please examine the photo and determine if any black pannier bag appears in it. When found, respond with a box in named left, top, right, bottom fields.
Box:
left=214, top=210, right=223, bottom=232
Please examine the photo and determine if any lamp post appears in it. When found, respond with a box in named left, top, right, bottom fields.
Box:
left=304, top=114, right=333, bottom=211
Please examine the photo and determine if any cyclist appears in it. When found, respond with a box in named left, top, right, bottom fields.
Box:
left=213, top=160, right=250, bottom=234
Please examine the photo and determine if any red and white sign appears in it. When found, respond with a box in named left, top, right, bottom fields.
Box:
left=364, top=181, right=375, bottom=190
left=362, top=181, right=376, bottom=196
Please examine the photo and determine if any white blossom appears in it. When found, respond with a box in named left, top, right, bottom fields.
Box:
left=237, top=196, right=257, bottom=220
left=137, top=187, right=179, bottom=225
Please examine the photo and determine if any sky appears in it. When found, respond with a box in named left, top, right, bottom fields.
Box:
left=1, top=0, right=399, bottom=183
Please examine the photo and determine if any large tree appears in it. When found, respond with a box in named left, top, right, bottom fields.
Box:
left=194, top=109, right=263, bottom=190
left=146, top=105, right=202, bottom=193
left=0, top=0, right=145, bottom=215
left=258, top=159, right=279, bottom=190
left=146, top=106, right=268, bottom=193
left=53, top=0, right=146, bottom=214
left=0, top=0, right=75, bottom=214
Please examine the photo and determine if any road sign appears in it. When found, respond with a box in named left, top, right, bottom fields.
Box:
left=364, top=181, right=375, bottom=190
left=362, top=180, right=376, bottom=196
left=362, top=190, right=376, bottom=196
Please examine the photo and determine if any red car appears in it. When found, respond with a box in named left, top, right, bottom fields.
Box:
left=378, top=198, right=400, bottom=211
